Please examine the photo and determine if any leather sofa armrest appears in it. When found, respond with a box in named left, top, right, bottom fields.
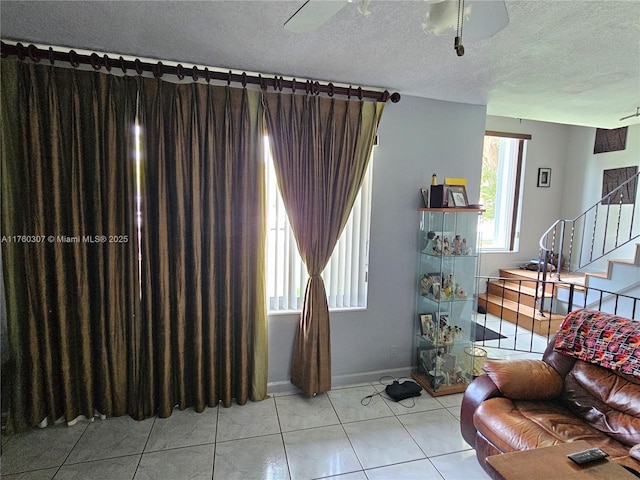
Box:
left=460, top=374, right=501, bottom=447
left=631, top=445, right=640, bottom=462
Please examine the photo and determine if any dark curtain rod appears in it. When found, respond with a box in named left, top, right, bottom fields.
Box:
left=1, top=41, right=401, bottom=103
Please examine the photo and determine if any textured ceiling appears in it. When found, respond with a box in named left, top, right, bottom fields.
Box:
left=1, top=0, right=639, bottom=128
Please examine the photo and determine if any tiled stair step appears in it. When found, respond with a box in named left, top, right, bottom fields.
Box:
left=555, top=281, right=587, bottom=294
left=584, top=242, right=640, bottom=283
left=487, top=281, right=538, bottom=308
left=498, top=269, right=556, bottom=295
left=477, top=293, right=565, bottom=336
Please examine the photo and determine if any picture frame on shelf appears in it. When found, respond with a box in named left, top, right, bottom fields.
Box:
left=447, top=185, right=469, bottom=207
left=537, top=168, right=551, bottom=187
left=442, top=353, right=457, bottom=372
left=420, top=314, right=434, bottom=337
left=418, top=347, right=436, bottom=373
left=421, top=188, right=429, bottom=208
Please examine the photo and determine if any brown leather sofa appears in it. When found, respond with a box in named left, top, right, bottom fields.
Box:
left=460, top=326, right=640, bottom=477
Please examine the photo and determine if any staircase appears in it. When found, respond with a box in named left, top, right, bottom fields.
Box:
left=482, top=170, right=639, bottom=334
left=480, top=243, right=640, bottom=336
left=555, top=242, right=640, bottom=319
left=477, top=269, right=574, bottom=335
left=582, top=242, right=640, bottom=285
left=533, top=171, right=639, bottom=319
left=538, top=171, right=639, bottom=282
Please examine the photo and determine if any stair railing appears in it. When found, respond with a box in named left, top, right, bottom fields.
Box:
left=476, top=276, right=640, bottom=354
left=536, top=171, right=639, bottom=316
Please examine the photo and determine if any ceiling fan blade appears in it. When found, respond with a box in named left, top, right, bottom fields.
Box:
left=424, top=1, right=509, bottom=42
left=464, top=0, right=509, bottom=42
left=284, top=0, right=349, bottom=33
left=619, top=107, right=640, bottom=121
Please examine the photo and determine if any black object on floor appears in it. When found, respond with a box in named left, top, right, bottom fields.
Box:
left=385, top=380, right=422, bottom=402
left=475, top=324, right=507, bottom=342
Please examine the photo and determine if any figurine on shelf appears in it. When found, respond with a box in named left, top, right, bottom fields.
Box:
left=421, top=274, right=432, bottom=295
left=442, top=237, right=451, bottom=255
left=453, top=325, right=463, bottom=341
left=461, top=238, right=469, bottom=255
left=435, top=351, right=444, bottom=370
left=443, top=274, right=455, bottom=298
left=444, top=274, right=456, bottom=297
left=432, top=235, right=442, bottom=255
left=453, top=365, right=465, bottom=384
left=422, top=231, right=437, bottom=253
left=454, top=235, right=462, bottom=255
left=455, top=284, right=467, bottom=299
left=441, top=329, right=454, bottom=353
left=434, top=351, right=450, bottom=385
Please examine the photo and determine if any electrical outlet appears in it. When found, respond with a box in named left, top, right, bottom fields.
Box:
left=389, top=345, right=398, bottom=358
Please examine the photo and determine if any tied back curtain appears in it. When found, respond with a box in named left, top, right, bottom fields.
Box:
left=137, top=78, right=267, bottom=416
left=0, top=60, right=139, bottom=432
left=264, top=92, right=384, bottom=397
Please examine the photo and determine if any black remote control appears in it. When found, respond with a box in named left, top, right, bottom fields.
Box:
left=567, top=447, right=610, bottom=465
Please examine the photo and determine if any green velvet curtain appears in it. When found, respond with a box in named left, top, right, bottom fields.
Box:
left=264, top=93, right=384, bottom=397
left=1, top=60, right=268, bottom=431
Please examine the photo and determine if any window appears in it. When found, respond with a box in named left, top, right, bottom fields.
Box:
left=479, top=132, right=530, bottom=252
left=265, top=137, right=373, bottom=312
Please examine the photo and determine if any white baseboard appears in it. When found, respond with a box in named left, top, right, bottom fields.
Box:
left=267, top=366, right=412, bottom=396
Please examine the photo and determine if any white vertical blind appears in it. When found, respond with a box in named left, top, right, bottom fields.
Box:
left=265, top=137, right=373, bottom=312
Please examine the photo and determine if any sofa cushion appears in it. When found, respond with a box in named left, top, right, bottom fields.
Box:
left=473, top=397, right=632, bottom=459
left=482, top=359, right=563, bottom=400
left=562, top=360, right=640, bottom=446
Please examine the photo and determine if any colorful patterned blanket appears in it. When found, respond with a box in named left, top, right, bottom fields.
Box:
left=553, top=309, right=640, bottom=378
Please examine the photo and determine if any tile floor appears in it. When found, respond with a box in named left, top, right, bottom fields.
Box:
left=474, top=312, right=550, bottom=360
left=1, top=384, right=488, bottom=480
left=1, top=314, right=547, bottom=480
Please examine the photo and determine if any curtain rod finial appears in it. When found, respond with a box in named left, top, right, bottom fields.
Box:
left=390, top=92, right=401, bottom=103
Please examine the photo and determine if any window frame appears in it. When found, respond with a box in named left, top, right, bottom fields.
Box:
left=265, top=138, right=374, bottom=314
left=480, top=131, right=531, bottom=253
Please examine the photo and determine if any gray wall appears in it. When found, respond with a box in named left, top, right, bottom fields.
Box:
left=561, top=123, right=640, bottom=272
left=267, top=96, right=487, bottom=392
left=480, top=116, right=571, bottom=277
left=479, top=118, right=640, bottom=279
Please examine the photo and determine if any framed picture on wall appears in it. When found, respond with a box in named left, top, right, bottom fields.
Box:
left=601, top=166, right=638, bottom=204
left=537, top=168, right=551, bottom=187
left=594, top=127, right=627, bottom=154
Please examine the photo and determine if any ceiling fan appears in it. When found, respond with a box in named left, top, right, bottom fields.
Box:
left=284, top=0, right=509, bottom=44
left=620, top=107, right=640, bottom=122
